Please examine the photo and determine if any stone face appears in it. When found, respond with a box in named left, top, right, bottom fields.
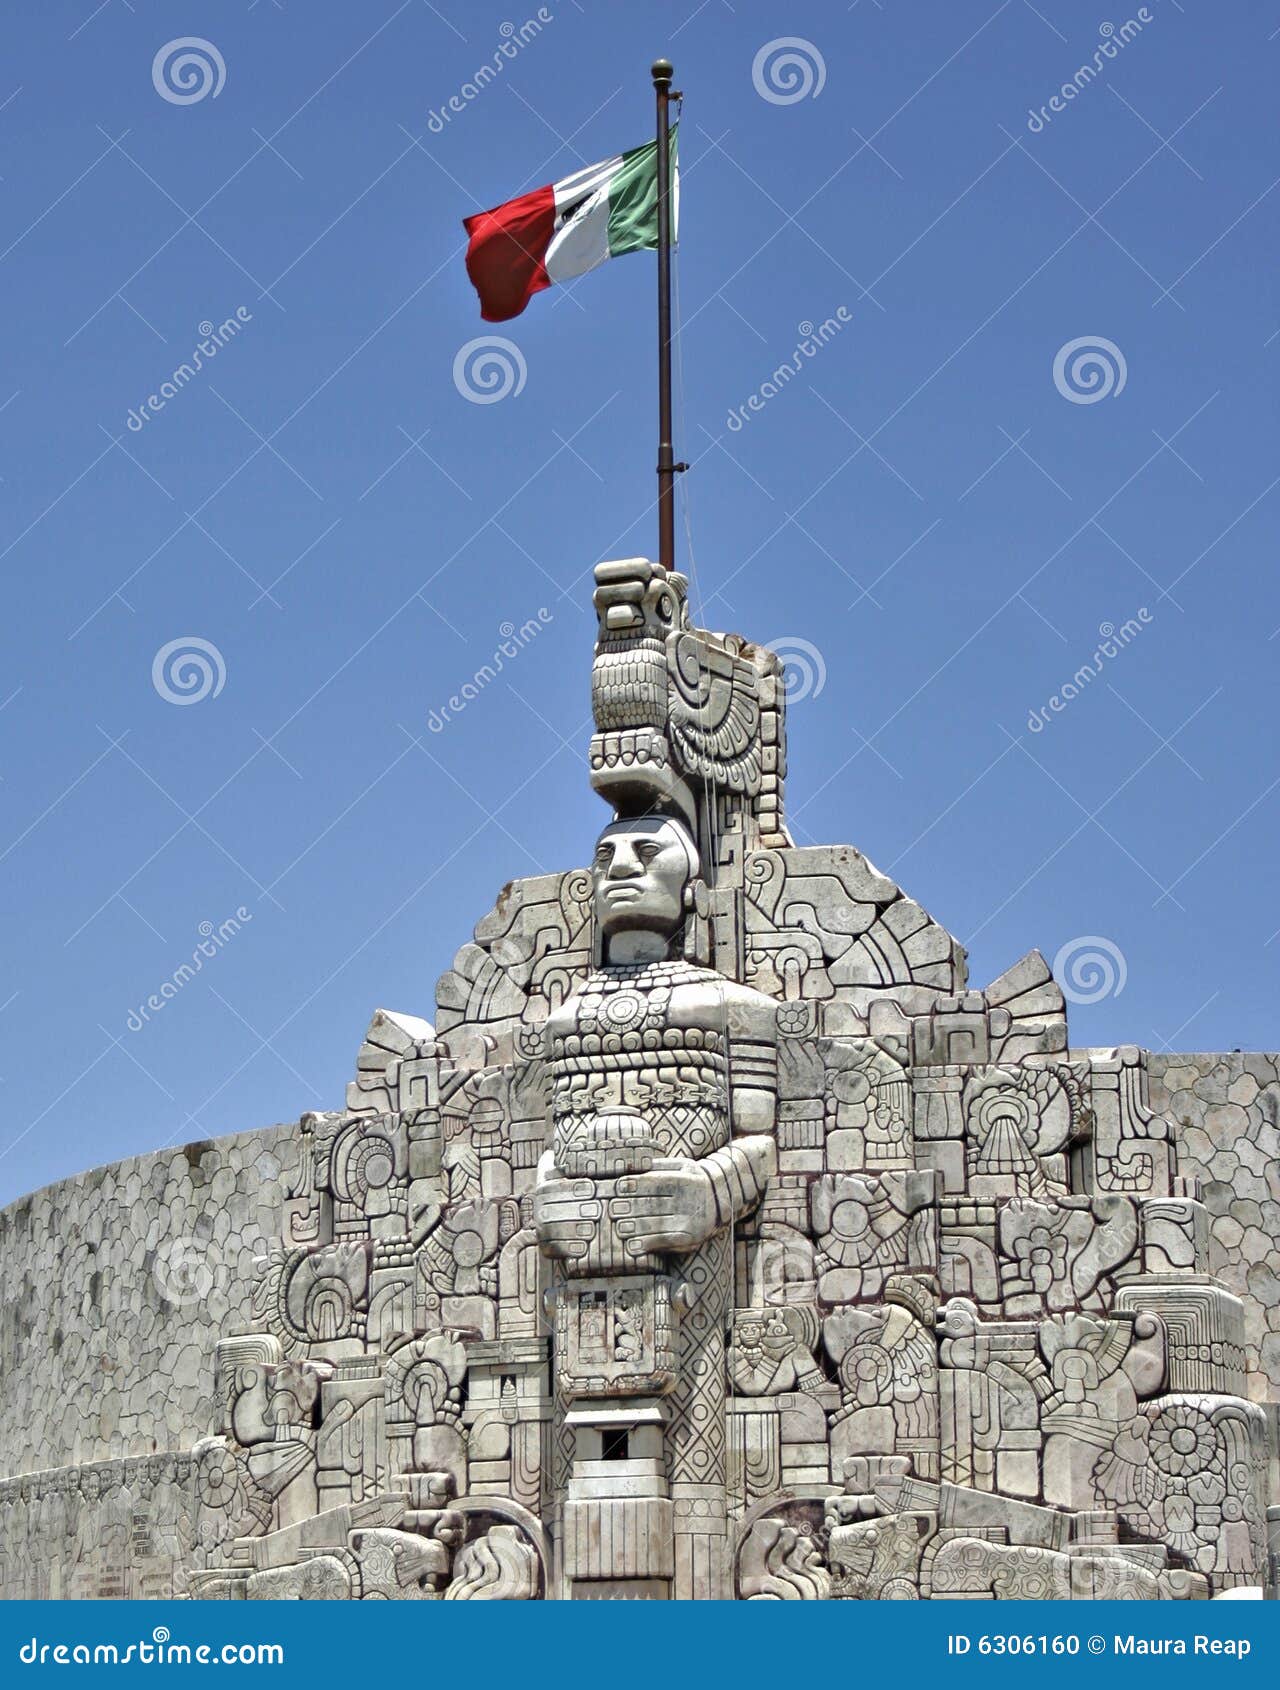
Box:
left=0, top=560, right=1276, bottom=1601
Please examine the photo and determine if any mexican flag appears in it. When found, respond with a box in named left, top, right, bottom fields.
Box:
left=462, top=132, right=678, bottom=323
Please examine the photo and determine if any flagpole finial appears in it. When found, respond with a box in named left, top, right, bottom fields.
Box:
left=652, top=58, right=674, bottom=90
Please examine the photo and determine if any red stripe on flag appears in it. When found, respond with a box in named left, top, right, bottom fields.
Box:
left=462, top=183, right=556, bottom=322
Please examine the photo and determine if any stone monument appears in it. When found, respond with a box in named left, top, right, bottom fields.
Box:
left=0, top=556, right=1277, bottom=1600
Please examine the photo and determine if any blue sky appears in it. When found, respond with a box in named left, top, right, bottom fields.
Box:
left=1, top=0, right=1276, bottom=1204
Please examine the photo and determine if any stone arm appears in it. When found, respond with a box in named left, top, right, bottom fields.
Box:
left=725, top=986, right=779, bottom=1136
left=705, top=989, right=779, bottom=1236
left=699, top=1133, right=776, bottom=1233
left=534, top=1136, right=775, bottom=1260
left=701, top=1009, right=778, bottom=1238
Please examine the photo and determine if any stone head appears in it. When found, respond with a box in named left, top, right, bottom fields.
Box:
left=592, top=814, right=699, bottom=944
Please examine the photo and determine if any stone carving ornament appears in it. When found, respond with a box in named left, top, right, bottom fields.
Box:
left=158, top=566, right=1280, bottom=1598
left=0, top=556, right=1274, bottom=1601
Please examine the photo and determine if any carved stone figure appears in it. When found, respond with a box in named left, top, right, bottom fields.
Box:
left=534, top=812, right=778, bottom=1598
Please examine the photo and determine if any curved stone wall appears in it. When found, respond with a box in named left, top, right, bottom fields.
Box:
left=1, top=1053, right=1276, bottom=1599
left=0, top=1124, right=299, bottom=1477
left=1150, top=1051, right=1280, bottom=1402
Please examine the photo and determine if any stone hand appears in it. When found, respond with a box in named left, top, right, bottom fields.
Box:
left=532, top=1175, right=601, bottom=1261
left=611, top=1161, right=718, bottom=1255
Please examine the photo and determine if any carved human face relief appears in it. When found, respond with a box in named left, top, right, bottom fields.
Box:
left=592, top=815, right=697, bottom=961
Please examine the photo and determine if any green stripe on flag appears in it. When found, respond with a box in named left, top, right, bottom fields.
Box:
left=606, top=127, right=678, bottom=258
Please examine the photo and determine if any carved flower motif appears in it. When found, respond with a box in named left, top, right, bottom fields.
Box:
left=1010, top=1224, right=1069, bottom=1294
left=1149, top=1404, right=1216, bottom=1478
left=193, top=1439, right=244, bottom=1518
left=775, top=1002, right=812, bottom=1038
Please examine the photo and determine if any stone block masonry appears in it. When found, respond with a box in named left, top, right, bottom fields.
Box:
left=0, top=1125, right=298, bottom=1475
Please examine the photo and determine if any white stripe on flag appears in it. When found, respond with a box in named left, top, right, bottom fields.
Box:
left=546, top=153, right=624, bottom=286
left=545, top=184, right=612, bottom=284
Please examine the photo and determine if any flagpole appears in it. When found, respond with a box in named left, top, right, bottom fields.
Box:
left=653, top=57, right=679, bottom=571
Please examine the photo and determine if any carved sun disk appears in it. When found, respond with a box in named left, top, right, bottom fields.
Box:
left=452, top=1229, right=486, bottom=1268
left=830, top=1199, right=871, bottom=1241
